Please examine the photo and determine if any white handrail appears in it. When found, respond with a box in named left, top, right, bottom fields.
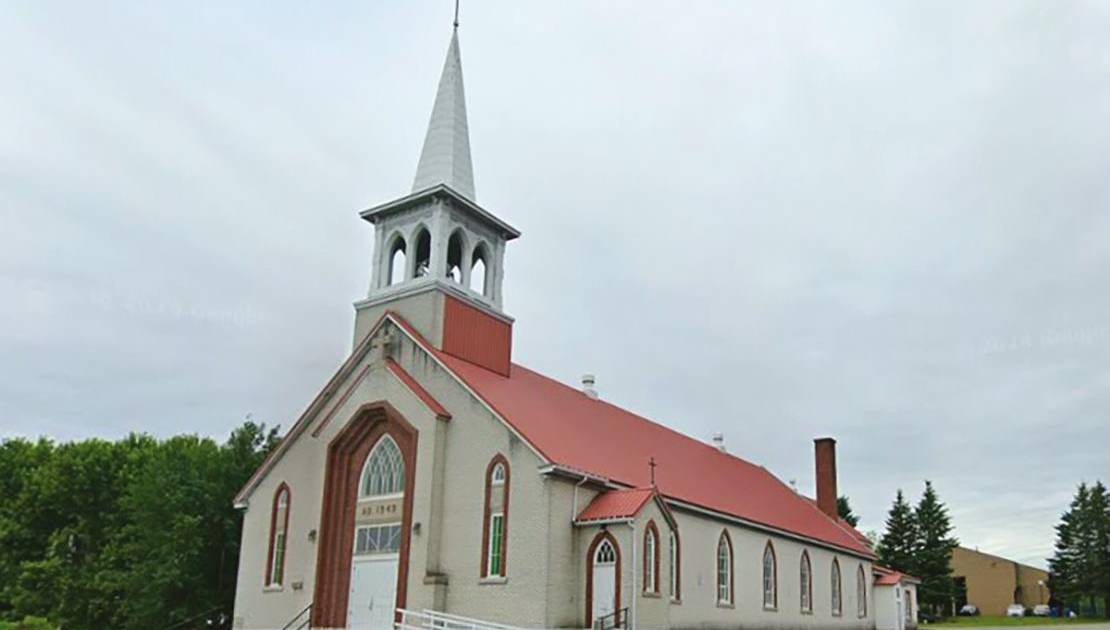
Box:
left=395, top=608, right=530, bottom=630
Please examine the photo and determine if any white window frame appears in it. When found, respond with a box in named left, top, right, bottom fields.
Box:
left=832, top=559, right=843, bottom=616
left=644, top=527, right=657, bottom=594
left=267, top=487, right=289, bottom=587
left=800, top=551, right=813, bottom=613
left=669, top=530, right=678, bottom=600
left=762, top=543, right=777, bottom=610
left=487, top=512, right=505, bottom=576
left=360, top=435, right=405, bottom=499
left=857, top=564, right=868, bottom=618
left=717, top=534, right=732, bottom=606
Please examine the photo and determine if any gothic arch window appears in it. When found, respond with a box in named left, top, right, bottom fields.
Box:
left=360, top=436, right=405, bottom=498
left=481, top=455, right=510, bottom=578
left=669, top=528, right=681, bottom=601
left=800, top=550, right=813, bottom=613
left=446, top=229, right=466, bottom=282
left=762, top=541, right=778, bottom=609
left=857, top=564, right=868, bottom=618
left=387, top=234, right=407, bottom=286
left=643, top=521, right=659, bottom=594
left=470, top=243, right=489, bottom=296
left=265, top=483, right=290, bottom=587
left=716, top=530, right=733, bottom=606
left=832, top=558, right=843, bottom=616
left=412, top=226, right=431, bottom=278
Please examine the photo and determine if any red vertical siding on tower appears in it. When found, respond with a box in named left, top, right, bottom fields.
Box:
left=442, top=295, right=512, bottom=376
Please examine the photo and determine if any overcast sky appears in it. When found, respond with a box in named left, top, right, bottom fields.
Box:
left=3, top=1, right=1108, bottom=568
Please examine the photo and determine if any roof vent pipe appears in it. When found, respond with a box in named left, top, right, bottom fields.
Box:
left=581, top=374, right=598, bottom=399
left=712, top=433, right=726, bottom=452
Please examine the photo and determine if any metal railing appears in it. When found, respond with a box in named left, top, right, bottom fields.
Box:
left=593, top=607, right=628, bottom=630
left=395, top=608, right=529, bottom=630
left=280, top=603, right=313, bottom=630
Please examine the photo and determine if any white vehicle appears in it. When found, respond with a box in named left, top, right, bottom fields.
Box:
left=1006, top=604, right=1026, bottom=617
left=1033, top=605, right=1051, bottom=617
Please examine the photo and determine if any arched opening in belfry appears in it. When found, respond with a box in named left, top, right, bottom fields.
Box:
left=446, top=230, right=465, bottom=283
left=412, top=228, right=431, bottom=278
left=387, top=235, right=407, bottom=286
left=470, top=245, right=489, bottom=296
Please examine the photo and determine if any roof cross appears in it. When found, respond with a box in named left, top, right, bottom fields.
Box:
left=649, top=457, right=657, bottom=488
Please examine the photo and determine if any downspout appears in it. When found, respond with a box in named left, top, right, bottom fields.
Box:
left=572, top=475, right=590, bottom=523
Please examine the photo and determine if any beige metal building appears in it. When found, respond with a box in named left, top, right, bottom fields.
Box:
left=951, top=547, right=1049, bottom=616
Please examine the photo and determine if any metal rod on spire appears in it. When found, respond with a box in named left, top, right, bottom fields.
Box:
left=453, top=0, right=460, bottom=28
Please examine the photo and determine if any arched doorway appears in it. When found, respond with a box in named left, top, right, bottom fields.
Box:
left=587, top=532, right=621, bottom=628
left=310, top=403, right=417, bottom=630
left=348, top=435, right=406, bottom=629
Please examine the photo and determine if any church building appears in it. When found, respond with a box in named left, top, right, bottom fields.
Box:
left=231, top=22, right=904, bottom=630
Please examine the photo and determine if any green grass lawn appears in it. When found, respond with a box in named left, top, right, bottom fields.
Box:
left=934, top=616, right=1110, bottom=627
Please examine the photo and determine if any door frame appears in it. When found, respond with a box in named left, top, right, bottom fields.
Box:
left=586, top=531, right=622, bottom=628
left=311, top=401, right=418, bottom=629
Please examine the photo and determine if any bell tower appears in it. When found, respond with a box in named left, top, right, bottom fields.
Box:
left=352, top=24, right=519, bottom=374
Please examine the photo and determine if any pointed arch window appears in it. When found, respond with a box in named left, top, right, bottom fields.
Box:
left=387, top=235, right=407, bottom=286
left=470, top=244, right=489, bottom=296
left=857, top=564, right=868, bottom=618
left=762, top=541, right=778, bottom=610
left=360, top=436, right=404, bottom=498
left=446, top=229, right=466, bottom=282
left=412, top=227, right=431, bottom=278
left=800, top=551, right=813, bottom=613
left=643, top=521, right=659, bottom=594
left=481, top=455, right=510, bottom=578
left=832, top=558, right=843, bottom=616
left=265, top=484, right=290, bottom=587
left=669, top=529, right=681, bottom=601
left=716, top=531, right=733, bottom=606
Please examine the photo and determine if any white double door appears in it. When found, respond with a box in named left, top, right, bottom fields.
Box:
left=347, top=553, right=398, bottom=630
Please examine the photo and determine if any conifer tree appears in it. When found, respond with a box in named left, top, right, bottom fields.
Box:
left=877, top=490, right=917, bottom=573
left=1049, top=483, right=1088, bottom=610
left=1051, top=482, right=1110, bottom=615
left=913, top=481, right=958, bottom=615
left=838, top=496, right=861, bottom=528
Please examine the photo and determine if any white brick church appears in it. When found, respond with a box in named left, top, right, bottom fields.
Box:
left=231, top=22, right=918, bottom=630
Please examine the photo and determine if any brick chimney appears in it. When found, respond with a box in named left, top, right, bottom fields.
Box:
left=814, top=437, right=838, bottom=519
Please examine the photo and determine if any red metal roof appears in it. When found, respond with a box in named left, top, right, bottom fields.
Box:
left=577, top=488, right=655, bottom=523
left=387, top=313, right=875, bottom=557
left=385, top=358, right=451, bottom=420
left=874, top=565, right=919, bottom=585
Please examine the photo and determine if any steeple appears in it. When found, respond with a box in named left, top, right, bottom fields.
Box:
left=354, top=22, right=519, bottom=355
left=412, top=28, right=475, bottom=201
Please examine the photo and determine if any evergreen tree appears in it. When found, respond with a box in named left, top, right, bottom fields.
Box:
left=877, top=489, right=917, bottom=573
left=1050, top=482, right=1110, bottom=616
left=913, top=481, right=958, bottom=616
left=1049, top=483, right=1088, bottom=610
left=1088, top=482, right=1110, bottom=617
left=838, top=496, right=860, bottom=527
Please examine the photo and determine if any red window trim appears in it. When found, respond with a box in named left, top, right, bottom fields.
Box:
left=480, top=454, right=510, bottom=578
left=586, top=531, right=622, bottom=628
left=264, top=482, right=291, bottom=587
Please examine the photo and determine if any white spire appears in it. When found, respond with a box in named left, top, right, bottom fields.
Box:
left=412, top=28, right=476, bottom=200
